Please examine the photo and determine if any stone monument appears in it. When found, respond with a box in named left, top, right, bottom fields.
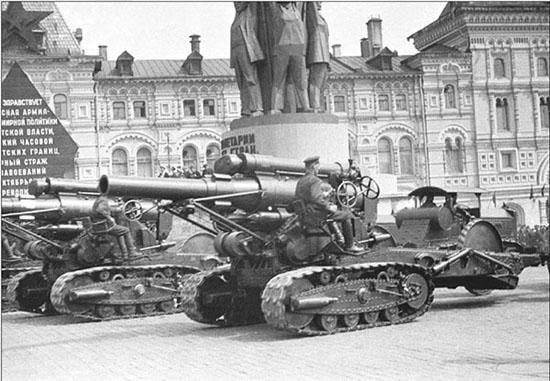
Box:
left=223, top=1, right=348, bottom=164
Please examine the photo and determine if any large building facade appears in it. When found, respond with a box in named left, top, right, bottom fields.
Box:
left=2, top=1, right=548, bottom=225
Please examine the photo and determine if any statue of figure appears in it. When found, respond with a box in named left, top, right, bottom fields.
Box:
left=305, top=2, right=330, bottom=112
left=267, top=2, right=311, bottom=114
left=230, top=2, right=265, bottom=117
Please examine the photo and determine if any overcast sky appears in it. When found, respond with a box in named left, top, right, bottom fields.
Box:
left=57, top=1, right=446, bottom=60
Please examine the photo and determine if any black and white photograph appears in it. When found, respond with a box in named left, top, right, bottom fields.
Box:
left=1, top=1, right=549, bottom=379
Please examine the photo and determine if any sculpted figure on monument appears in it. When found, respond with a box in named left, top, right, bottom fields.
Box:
left=266, top=2, right=312, bottom=114
left=305, top=2, right=330, bottom=112
left=230, top=2, right=265, bottom=117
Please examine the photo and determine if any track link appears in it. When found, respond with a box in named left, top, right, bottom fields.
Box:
left=261, top=262, right=434, bottom=336
left=49, top=264, right=199, bottom=321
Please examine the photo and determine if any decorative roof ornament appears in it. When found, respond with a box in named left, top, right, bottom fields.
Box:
left=1, top=1, right=52, bottom=54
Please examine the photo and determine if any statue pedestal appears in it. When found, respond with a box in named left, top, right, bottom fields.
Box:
left=222, top=113, right=349, bottom=164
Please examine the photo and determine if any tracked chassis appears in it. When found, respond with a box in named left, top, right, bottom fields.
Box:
left=180, top=262, right=434, bottom=335
left=7, top=264, right=199, bottom=320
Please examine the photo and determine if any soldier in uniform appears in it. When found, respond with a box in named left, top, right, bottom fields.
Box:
left=230, top=2, right=264, bottom=117
left=2, top=233, right=23, bottom=262
left=91, top=195, right=138, bottom=259
left=295, top=155, right=363, bottom=252
left=305, top=1, right=330, bottom=112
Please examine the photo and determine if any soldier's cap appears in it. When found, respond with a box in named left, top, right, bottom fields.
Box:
left=303, top=155, right=320, bottom=166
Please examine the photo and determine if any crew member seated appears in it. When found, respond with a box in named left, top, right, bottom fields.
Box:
left=420, top=195, right=436, bottom=208
left=91, top=195, right=139, bottom=259
left=295, top=155, right=363, bottom=252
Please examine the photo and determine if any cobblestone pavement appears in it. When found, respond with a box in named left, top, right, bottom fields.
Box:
left=2, top=266, right=548, bottom=381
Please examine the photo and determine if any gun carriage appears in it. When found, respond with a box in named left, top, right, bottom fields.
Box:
left=101, top=153, right=436, bottom=335
left=3, top=178, right=199, bottom=320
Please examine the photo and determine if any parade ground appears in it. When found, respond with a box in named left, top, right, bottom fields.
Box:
left=1, top=266, right=548, bottom=381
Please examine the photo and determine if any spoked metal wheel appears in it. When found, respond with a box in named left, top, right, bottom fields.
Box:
left=363, top=311, right=379, bottom=324
left=318, top=314, right=338, bottom=332
left=343, top=314, right=360, bottom=329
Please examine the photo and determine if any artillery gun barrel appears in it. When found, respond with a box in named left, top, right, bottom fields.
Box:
left=214, top=153, right=343, bottom=177
left=2, top=196, right=160, bottom=223
left=28, top=177, right=99, bottom=197
left=99, top=174, right=299, bottom=212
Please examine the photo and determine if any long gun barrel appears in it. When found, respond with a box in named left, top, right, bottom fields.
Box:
left=99, top=174, right=299, bottom=213
left=2, top=195, right=161, bottom=223
left=28, top=177, right=99, bottom=197
left=214, top=153, right=343, bottom=177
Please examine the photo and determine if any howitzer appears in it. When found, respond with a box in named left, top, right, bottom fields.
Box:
left=100, top=153, right=376, bottom=215
left=2, top=195, right=163, bottom=224
left=28, top=177, right=99, bottom=197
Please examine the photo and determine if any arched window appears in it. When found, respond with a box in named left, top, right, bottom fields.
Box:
left=182, top=146, right=198, bottom=170
left=443, top=85, right=456, bottom=108
left=133, top=101, right=146, bottom=118
left=206, top=144, right=220, bottom=169
left=378, top=95, right=389, bottom=111
left=112, top=148, right=128, bottom=176
left=395, top=94, right=407, bottom=111
left=399, top=137, right=413, bottom=175
left=377, top=138, right=393, bottom=174
left=136, top=147, right=153, bottom=177
left=540, top=97, right=549, bottom=128
left=496, top=97, right=510, bottom=131
left=537, top=57, right=548, bottom=76
left=494, top=58, right=506, bottom=78
left=53, top=94, right=68, bottom=119
left=445, top=137, right=463, bottom=174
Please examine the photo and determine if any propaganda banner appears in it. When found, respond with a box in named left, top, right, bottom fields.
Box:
left=1, top=62, right=78, bottom=197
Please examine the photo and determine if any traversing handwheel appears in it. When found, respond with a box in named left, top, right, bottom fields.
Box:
left=122, top=200, right=143, bottom=221
left=336, top=181, right=358, bottom=208
left=357, top=176, right=380, bottom=200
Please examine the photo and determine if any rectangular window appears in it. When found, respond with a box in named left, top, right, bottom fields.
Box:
left=334, top=96, right=346, bottom=113
left=183, top=99, right=196, bottom=117
left=133, top=101, right=146, bottom=118
left=540, top=97, right=549, bottom=128
left=78, top=105, right=88, bottom=119
left=500, top=151, right=517, bottom=170
left=160, top=103, right=170, bottom=116
left=395, top=95, right=407, bottom=111
left=229, top=100, right=238, bottom=114
left=203, top=99, right=216, bottom=116
left=112, top=101, right=126, bottom=120
left=429, top=95, right=437, bottom=107
left=378, top=95, right=389, bottom=111
left=496, top=98, right=510, bottom=131
left=464, top=95, right=472, bottom=105
left=358, top=97, right=368, bottom=109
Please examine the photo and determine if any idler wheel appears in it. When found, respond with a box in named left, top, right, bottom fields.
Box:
left=284, top=278, right=314, bottom=329
left=363, top=311, right=379, bottom=324
left=158, top=300, right=175, bottom=312
left=118, top=305, right=136, bottom=315
left=112, top=274, right=125, bottom=281
left=95, top=305, right=116, bottom=319
left=343, top=314, right=360, bottom=329
left=403, top=273, right=429, bottom=309
left=63, top=276, right=94, bottom=313
left=383, top=306, right=400, bottom=322
left=138, top=303, right=156, bottom=314
left=317, top=314, right=338, bottom=332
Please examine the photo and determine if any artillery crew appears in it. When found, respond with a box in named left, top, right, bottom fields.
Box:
left=295, top=155, right=362, bottom=252
left=91, top=195, right=139, bottom=259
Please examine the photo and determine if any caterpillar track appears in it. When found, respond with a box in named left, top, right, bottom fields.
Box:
left=261, top=262, right=434, bottom=335
left=180, top=262, right=434, bottom=335
left=49, top=264, right=199, bottom=321
left=179, top=265, right=265, bottom=327
left=6, top=269, right=50, bottom=312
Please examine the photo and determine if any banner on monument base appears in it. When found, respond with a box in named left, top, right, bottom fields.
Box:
left=1, top=62, right=78, bottom=197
